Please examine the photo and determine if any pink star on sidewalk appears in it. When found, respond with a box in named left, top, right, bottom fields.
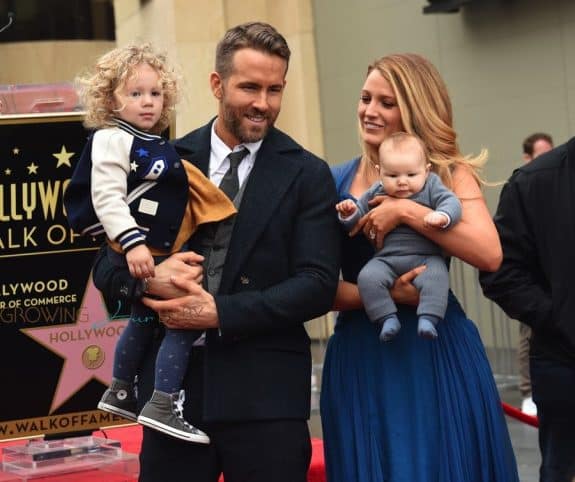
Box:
left=22, top=277, right=129, bottom=413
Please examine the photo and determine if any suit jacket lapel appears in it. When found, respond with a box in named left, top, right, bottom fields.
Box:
left=219, top=130, right=302, bottom=292
left=172, top=120, right=213, bottom=176
left=173, top=122, right=303, bottom=292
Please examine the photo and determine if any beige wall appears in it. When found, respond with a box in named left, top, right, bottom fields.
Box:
left=0, top=0, right=324, bottom=157
left=313, top=0, right=574, bottom=209
left=0, top=41, right=114, bottom=84
left=113, top=0, right=324, bottom=154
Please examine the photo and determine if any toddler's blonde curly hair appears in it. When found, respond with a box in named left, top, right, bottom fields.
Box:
left=77, top=43, right=178, bottom=134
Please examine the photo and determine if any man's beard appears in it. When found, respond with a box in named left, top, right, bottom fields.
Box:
left=221, top=103, right=275, bottom=144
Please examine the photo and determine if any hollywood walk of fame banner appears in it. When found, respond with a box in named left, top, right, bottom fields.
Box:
left=0, top=113, right=134, bottom=440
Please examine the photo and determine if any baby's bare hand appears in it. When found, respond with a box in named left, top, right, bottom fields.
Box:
left=336, top=199, right=357, bottom=218
left=423, top=211, right=449, bottom=228
left=126, top=245, right=155, bottom=279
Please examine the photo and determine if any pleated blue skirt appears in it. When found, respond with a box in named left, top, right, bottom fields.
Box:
left=320, top=292, right=519, bottom=482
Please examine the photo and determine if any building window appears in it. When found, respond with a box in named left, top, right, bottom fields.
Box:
left=0, top=0, right=115, bottom=42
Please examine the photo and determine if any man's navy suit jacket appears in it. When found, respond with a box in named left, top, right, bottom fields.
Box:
left=93, top=119, right=341, bottom=423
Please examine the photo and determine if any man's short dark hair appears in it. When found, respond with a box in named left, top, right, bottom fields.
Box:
left=215, top=22, right=291, bottom=79
left=522, top=132, right=553, bottom=156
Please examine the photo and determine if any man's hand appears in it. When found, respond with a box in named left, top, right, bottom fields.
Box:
left=146, top=251, right=204, bottom=300
left=389, top=265, right=426, bottom=306
left=142, top=275, right=219, bottom=330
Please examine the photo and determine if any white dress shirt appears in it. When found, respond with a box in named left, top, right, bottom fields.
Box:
left=209, top=120, right=262, bottom=187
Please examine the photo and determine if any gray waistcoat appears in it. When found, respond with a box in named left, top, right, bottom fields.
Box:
left=202, top=180, right=248, bottom=295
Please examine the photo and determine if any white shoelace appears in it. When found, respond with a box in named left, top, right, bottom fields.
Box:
left=173, top=390, right=195, bottom=430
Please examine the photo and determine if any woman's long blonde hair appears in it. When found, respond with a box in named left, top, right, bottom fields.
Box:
left=361, top=53, right=486, bottom=188
left=77, top=43, right=179, bottom=134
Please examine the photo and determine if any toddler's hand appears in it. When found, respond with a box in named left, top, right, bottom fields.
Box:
left=424, top=211, right=449, bottom=229
left=126, top=244, right=155, bottom=279
left=336, top=199, right=357, bottom=218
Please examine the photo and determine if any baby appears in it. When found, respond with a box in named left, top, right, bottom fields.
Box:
left=337, top=132, right=462, bottom=341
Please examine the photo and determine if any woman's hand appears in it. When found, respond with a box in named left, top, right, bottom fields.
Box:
left=145, top=251, right=204, bottom=300
left=389, top=265, right=426, bottom=306
left=333, top=265, right=425, bottom=311
left=350, top=195, right=405, bottom=249
left=383, top=165, right=502, bottom=271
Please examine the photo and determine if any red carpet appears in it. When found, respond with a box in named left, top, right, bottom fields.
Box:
left=0, top=425, right=327, bottom=481
left=96, top=425, right=327, bottom=482
left=0, top=402, right=535, bottom=481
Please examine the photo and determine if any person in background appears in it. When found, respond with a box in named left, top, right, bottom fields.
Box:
left=91, top=22, right=340, bottom=482
left=517, top=132, right=554, bottom=416
left=523, top=132, right=554, bottom=162
left=480, top=136, right=575, bottom=482
left=320, top=53, right=519, bottom=482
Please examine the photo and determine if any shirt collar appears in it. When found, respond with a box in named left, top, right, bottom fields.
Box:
left=209, top=120, right=262, bottom=185
left=210, top=119, right=263, bottom=162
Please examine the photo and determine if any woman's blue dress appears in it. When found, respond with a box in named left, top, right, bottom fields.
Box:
left=320, top=159, right=519, bottom=482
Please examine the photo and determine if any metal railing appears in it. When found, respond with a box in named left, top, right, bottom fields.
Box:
left=449, top=258, right=519, bottom=389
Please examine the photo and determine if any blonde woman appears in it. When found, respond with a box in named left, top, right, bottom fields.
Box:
left=320, top=53, right=519, bottom=482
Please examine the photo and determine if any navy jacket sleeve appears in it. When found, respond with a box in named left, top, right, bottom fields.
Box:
left=92, top=245, right=143, bottom=312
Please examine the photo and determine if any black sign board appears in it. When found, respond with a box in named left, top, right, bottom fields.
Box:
left=0, top=113, right=130, bottom=440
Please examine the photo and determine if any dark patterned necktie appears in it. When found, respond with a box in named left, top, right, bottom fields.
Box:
left=219, top=148, right=249, bottom=201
